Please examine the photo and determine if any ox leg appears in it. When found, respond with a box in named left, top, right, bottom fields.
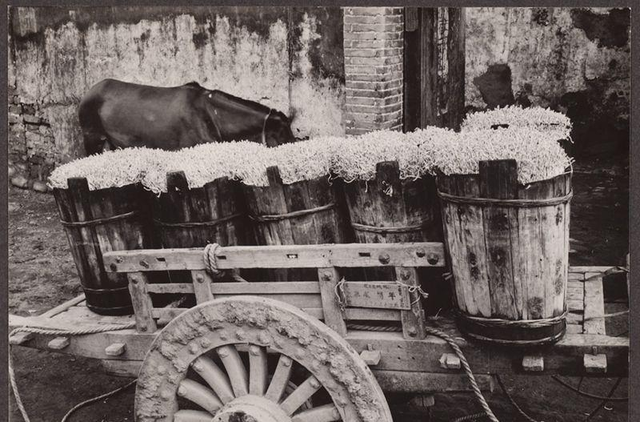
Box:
left=82, top=133, right=108, bottom=156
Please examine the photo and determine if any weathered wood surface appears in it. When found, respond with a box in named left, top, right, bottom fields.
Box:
left=437, top=160, right=571, bottom=344
left=153, top=171, right=251, bottom=285
left=104, top=242, right=446, bottom=272
left=342, top=161, right=446, bottom=311
left=127, top=272, right=157, bottom=333
left=53, top=178, right=157, bottom=315
left=583, top=276, right=606, bottom=335
left=9, top=266, right=626, bottom=379
left=243, top=167, right=351, bottom=281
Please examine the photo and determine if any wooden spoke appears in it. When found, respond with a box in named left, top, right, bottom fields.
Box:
left=177, top=379, right=223, bottom=415
left=264, top=354, right=294, bottom=403
left=174, top=409, right=217, bottom=422
left=217, top=345, right=249, bottom=397
left=280, top=376, right=322, bottom=416
left=191, top=356, right=235, bottom=404
left=292, top=404, right=341, bottom=422
left=249, top=345, right=268, bottom=396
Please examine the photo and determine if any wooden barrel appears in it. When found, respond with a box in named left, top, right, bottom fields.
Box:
left=436, top=159, right=572, bottom=346
left=152, top=171, right=252, bottom=283
left=242, top=166, right=351, bottom=281
left=341, top=161, right=447, bottom=312
left=53, top=178, right=155, bottom=316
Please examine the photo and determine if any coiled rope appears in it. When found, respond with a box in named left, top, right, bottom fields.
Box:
left=203, top=243, right=248, bottom=282
left=9, top=322, right=136, bottom=422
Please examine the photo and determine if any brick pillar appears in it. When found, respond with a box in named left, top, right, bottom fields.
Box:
left=343, top=7, right=404, bottom=135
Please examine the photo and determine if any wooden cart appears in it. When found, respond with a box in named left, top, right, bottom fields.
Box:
left=9, top=242, right=628, bottom=422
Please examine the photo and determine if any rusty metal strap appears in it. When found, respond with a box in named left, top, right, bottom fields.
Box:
left=154, top=213, right=243, bottom=228
left=249, top=202, right=335, bottom=223
left=437, top=190, right=573, bottom=207
left=59, top=210, right=139, bottom=228
left=351, top=217, right=431, bottom=234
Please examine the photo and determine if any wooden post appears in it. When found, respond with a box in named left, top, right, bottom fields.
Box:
left=192, top=270, right=214, bottom=304
left=128, top=272, right=157, bottom=333
left=404, top=8, right=465, bottom=131
left=317, top=267, right=347, bottom=336
left=397, top=266, right=426, bottom=339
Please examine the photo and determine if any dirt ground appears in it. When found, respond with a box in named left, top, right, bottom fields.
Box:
left=8, top=156, right=629, bottom=422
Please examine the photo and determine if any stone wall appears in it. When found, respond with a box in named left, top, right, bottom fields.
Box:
left=8, top=6, right=345, bottom=182
left=465, top=7, right=630, bottom=156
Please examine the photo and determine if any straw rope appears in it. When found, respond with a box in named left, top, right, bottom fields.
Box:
left=59, top=210, right=139, bottom=228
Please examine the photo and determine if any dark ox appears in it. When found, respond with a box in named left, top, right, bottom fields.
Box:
left=78, top=79, right=296, bottom=155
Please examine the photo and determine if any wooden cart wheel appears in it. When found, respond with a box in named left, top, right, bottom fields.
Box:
left=135, top=296, right=392, bottom=422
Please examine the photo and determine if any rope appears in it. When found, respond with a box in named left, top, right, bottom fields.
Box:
left=154, top=213, right=243, bottom=228
left=495, top=375, right=541, bottom=422
left=583, top=310, right=628, bottom=321
left=351, top=217, right=432, bottom=234
left=451, top=413, right=490, bottom=422
left=437, top=190, right=573, bottom=208
left=59, top=210, right=139, bottom=228
left=9, top=322, right=137, bottom=422
left=203, top=243, right=224, bottom=277
left=550, top=376, right=628, bottom=401
left=346, top=322, right=499, bottom=422
left=248, top=202, right=335, bottom=223
left=60, top=379, right=137, bottom=422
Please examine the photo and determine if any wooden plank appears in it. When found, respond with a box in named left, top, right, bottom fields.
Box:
left=583, top=276, right=606, bottom=335
left=9, top=332, right=34, bottom=346
left=397, top=267, right=426, bottom=339
left=104, top=243, right=446, bottom=272
left=128, top=272, right=157, bottom=333
left=147, top=283, right=195, bottom=294
left=344, top=308, right=401, bottom=321
left=569, top=266, right=614, bottom=273
left=317, top=267, right=347, bottom=336
left=346, top=330, right=628, bottom=376
left=566, top=324, right=583, bottom=334
left=191, top=270, right=214, bottom=304
left=373, top=371, right=493, bottom=393
left=480, top=160, right=519, bottom=319
left=343, top=282, right=411, bottom=310
left=39, top=294, right=86, bottom=318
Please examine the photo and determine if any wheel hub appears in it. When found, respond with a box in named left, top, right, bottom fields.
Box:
left=212, top=395, right=292, bottom=422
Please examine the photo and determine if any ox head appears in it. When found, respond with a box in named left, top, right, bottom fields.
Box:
left=264, top=109, right=297, bottom=147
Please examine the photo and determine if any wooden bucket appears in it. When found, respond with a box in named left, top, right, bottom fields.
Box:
left=53, top=178, right=155, bottom=316
left=242, top=166, right=351, bottom=281
left=341, top=161, right=447, bottom=312
left=436, top=159, right=572, bottom=346
left=151, top=171, right=252, bottom=283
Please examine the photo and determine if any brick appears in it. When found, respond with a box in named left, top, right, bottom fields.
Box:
left=347, top=94, right=403, bottom=106
left=347, top=71, right=404, bottom=83
left=343, top=31, right=403, bottom=41
left=346, top=86, right=403, bottom=98
left=345, top=65, right=404, bottom=77
left=344, top=15, right=403, bottom=25
left=345, top=102, right=403, bottom=114
left=345, top=78, right=403, bottom=90
left=344, top=119, right=399, bottom=131
left=9, top=104, right=22, bottom=114
left=344, top=48, right=403, bottom=58
left=345, top=55, right=403, bottom=66
left=344, top=39, right=403, bottom=49
left=345, top=23, right=404, bottom=33
left=346, top=110, right=402, bottom=124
